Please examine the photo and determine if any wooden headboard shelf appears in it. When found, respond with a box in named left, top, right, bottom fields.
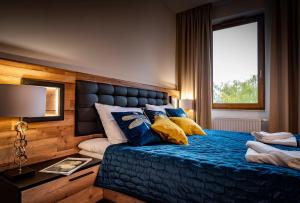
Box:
left=0, top=58, right=179, bottom=170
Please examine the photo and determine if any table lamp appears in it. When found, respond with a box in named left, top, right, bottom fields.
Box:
left=0, top=84, right=46, bottom=179
left=179, top=99, right=194, bottom=119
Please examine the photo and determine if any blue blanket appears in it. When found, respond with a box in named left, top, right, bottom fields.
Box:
left=96, top=130, right=300, bottom=202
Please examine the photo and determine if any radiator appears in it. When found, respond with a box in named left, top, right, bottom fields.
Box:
left=212, top=118, right=261, bottom=133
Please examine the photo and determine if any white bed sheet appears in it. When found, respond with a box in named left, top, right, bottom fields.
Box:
left=79, top=150, right=104, bottom=160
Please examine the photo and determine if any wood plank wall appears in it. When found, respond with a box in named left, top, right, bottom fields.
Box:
left=0, top=59, right=179, bottom=171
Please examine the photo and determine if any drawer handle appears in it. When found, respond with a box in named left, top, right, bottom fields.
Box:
left=69, top=171, right=94, bottom=182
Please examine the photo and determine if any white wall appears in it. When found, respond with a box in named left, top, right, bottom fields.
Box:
left=211, top=0, right=270, bottom=123
left=0, top=0, right=176, bottom=88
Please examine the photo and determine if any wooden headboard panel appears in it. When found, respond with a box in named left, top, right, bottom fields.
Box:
left=0, top=58, right=179, bottom=170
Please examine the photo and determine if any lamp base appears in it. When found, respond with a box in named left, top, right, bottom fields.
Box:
left=3, top=167, right=35, bottom=180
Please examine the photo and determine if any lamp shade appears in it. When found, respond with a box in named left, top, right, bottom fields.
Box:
left=0, top=84, right=46, bottom=117
left=171, top=97, right=179, bottom=108
left=179, top=99, right=194, bottom=110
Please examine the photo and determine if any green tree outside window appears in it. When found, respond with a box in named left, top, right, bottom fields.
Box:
left=213, top=75, right=258, bottom=103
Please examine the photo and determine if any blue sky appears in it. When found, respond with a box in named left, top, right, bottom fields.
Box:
left=213, top=22, right=258, bottom=85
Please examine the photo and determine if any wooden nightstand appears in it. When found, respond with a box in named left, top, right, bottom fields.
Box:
left=0, top=154, right=103, bottom=203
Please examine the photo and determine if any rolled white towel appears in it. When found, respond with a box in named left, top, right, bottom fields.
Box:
left=246, top=141, right=300, bottom=170
left=251, top=131, right=293, bottom=141
left=251, top=131, right=297, bottom=147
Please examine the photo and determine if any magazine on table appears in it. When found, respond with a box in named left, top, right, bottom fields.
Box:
left=40, top=157, right=92, bottom=176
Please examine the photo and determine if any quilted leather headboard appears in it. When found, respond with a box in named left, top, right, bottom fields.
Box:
left=75, top=80, right=169, bottom=136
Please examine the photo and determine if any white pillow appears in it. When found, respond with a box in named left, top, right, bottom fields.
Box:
left=95, top=103, right=142, bottom=144
left=78, top=138, right=110, bottom=154
left=145, top=103, right=174, bottom=113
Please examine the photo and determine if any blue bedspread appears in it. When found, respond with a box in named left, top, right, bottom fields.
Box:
left=96, top=130, right=300, bottom=202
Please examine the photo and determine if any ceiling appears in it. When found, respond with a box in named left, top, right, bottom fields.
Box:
left=162, top=0, right=221, bottom=13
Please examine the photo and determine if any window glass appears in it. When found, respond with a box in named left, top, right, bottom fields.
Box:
left=213, top=22, right=258, bottom=104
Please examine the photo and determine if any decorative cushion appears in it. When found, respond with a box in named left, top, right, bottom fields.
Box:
left=151, top=115, right=188, bottom=145
left=95, top=103, right=142, bottom=144
left=144, top=109, right=167, bottom=124
left=169, top=117, right=206, bottom=136
left=112, top=112, right=162, bottom=146
left=165, top=108, right=187, bottom=117
left=145, top=103, right=174, bottom=113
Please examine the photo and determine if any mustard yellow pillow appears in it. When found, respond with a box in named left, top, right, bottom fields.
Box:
left=169, top=117, right=206, bottom=136
left=151, top=116, right=188, bottom=145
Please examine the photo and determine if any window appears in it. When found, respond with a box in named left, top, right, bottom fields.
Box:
left=212, top=15, right=265, bottom=110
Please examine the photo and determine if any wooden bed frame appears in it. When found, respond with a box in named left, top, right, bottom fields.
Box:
left=103, top=189, right=145, bottom=203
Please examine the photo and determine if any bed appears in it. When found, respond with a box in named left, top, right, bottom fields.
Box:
left=75, top=80, right=300, bottom=202
left=96, top=130, right=300, bottom=202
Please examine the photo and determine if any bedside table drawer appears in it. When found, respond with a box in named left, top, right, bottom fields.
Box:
left=22, top=165, right=100, bottom=203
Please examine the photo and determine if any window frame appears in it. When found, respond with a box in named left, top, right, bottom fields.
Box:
left=212, top=15, right=265, bottom=110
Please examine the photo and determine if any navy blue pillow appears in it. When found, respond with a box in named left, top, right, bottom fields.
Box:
left=112, top=112, right=162, bottom=146
left=143, top=109, right=166, bottom=124
left=165, top=108, right=187, bottom=117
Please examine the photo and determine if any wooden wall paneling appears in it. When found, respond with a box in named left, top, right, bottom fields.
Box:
left=0, top=59, right=76, bottom=82
left=0, top=64, right=75, bottom=84
left=25, top=148, right=79, bottom=170
left=26, top=138, right=59, bottom=160
left=0, top=117, right=18, bottom=132
left=0, top=144, right=15, bottom=168
left=0, top=75, right=21, bottom=84
left=57, top=126, right=75, bottom=151
left=0, top=58, right=179, bottom=171
left=0, top=59, right=81, bottom=171
left=64, top=83, right=75, bottom=111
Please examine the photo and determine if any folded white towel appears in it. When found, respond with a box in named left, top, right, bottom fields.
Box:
left=251, top=131, right=297, bottom=147
left=258, top=137, right=297, bottom=147
left=246, top=141, right=300, bottom=170
left=245, top=148, right=285, bottom=166
left=251, top=131, right=293, bottom=140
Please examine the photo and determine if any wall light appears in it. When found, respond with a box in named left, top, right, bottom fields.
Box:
left=170, top=97, right=179, bottom=108
left=179, top=99, right=194, bottom=110
left=179, top=99, right=194, bottom=119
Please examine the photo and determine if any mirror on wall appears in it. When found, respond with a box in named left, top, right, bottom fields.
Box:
left=21, top=78, right=65, bottom=122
